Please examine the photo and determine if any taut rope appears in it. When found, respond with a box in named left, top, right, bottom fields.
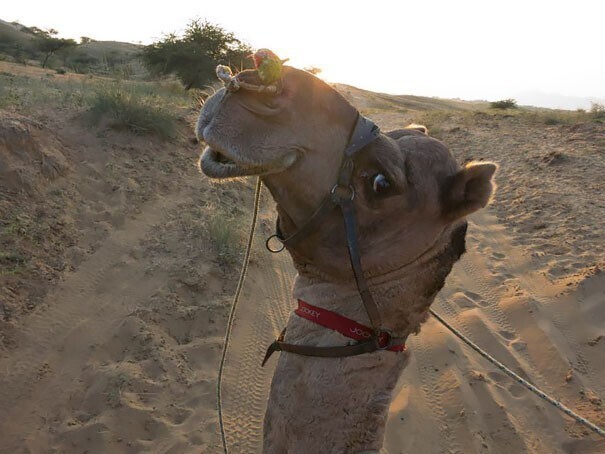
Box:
left=429, top=308, right=605, bottom=438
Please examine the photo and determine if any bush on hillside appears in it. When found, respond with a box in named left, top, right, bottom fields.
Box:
left=68, top=52, right=101, bottom=73
left=141, top=19, right=254, bottom=90
left=590, top=102, right=605, bottom=119
left=30, top=27, right=77, bottom=68
left=490, top=99, right=518, bottom=109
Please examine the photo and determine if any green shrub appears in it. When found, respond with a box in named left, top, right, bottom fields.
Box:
left=89, top=86, right=176, bottom=139
left=543, top=114, right=562, bottom=125
left=490, top=99, right=518, bottom=109
left=205, top=211, right=240, bottom=264
left=590, top=102, right=605, bottom=119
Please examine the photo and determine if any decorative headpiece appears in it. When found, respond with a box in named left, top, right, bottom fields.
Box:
left=216, top=48, right=288, bottom=94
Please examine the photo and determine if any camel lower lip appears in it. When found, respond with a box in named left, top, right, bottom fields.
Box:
left=199, top=147, right=251, bottom=178
left=214, top=150, right=235, bottom=165
left=199, top=146, right=299, bottom=179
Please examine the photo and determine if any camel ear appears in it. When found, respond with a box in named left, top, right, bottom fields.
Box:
left=442, top=162, right=497, bottom=222
left=404, top=123, right=428, bottom=135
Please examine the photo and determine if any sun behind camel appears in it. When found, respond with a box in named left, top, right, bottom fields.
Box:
left=197, top=61, right=496, bottom=453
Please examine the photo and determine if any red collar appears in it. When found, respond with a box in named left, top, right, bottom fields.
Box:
left=294, top=300, right=406, bottom=352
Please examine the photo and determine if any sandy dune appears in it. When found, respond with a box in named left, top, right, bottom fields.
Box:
left=1, top=72, right=604, bottom=453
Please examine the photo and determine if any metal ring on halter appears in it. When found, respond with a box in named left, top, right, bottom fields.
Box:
left=376, top=328, right=394, bottom=350
left=330, top=184, right=355, bottom=202
left=266, top=234, right=286, bottom=253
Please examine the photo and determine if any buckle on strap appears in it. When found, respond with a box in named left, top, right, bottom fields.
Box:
left=262, top=328, right=286, bottom=367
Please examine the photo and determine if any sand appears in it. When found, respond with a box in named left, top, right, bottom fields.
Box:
left=1, top=62, right=604, bottom=453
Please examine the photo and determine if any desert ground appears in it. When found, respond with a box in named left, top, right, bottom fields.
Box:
left=1, top=61, right=604, bottom=453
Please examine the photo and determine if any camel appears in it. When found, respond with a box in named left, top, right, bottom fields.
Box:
left=197, top=64, right=497, bottom=453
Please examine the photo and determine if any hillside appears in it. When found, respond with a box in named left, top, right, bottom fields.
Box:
left=0, top=18, right=145, bottom=76
left=335, top=82, right=488, bottom=112
left=79, top=40, right=141, bottom=55
left=0, top=19, right=35, bottom=58
left=0, top=19, right=34, bottom=43
left=0, top=60, right=604, bottom=453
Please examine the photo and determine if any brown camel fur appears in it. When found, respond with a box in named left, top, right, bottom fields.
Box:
left=197, top=66, right=497, bottom=453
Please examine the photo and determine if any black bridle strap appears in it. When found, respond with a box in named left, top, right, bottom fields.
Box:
left=338, top=197, right=382, bottom=329
left=272, top=196, right=337, bottom=248
left=262, top=328, right=406, bottom=366
left=261, top=193, right=393, bottom=366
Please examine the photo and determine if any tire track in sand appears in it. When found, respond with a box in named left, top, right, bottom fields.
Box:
left=408, top=326, right=465, bottom=454
left=457, top=245, right=554, bottom=389
left=0, top=192, right=187, bottom=449
left=435, top=259, right=561, bottom=452
left=469, top=211, right=605, bottom=399
left=432, top=293, right=540, bottom=453
left=220, top=205, right=296, bottom=453
left=388, top=208, right=586, bottom=452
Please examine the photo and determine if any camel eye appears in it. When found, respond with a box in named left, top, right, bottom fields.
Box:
left=372, top=174, right=390, bottom=194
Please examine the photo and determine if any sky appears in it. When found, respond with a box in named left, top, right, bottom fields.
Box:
left=3, top=0, right=605, bottom=109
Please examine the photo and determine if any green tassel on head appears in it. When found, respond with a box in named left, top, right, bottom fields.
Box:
left=251, top=49, right=289, bottom=84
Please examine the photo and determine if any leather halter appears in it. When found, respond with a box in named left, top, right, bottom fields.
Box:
left=262, top=113, right=407, bottom=365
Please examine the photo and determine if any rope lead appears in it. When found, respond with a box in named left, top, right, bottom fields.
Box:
left=217, top=177, right=263, bottom=454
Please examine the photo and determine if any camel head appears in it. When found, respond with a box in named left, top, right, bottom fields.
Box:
left=197, top=65, right=497, bottom=280
left=197, top=66, right=357, bottom=186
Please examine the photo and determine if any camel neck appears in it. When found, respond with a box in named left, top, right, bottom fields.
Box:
left=264, top=271, right=421, bottom=453
left=289, top=222, right=467, bottom=339
left=263, top=216, right=468, bottom=454
left=292, top=267, right=433, bottom=340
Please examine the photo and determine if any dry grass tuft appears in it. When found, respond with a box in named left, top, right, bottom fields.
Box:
left=89, top=86, right=176, bottom=139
